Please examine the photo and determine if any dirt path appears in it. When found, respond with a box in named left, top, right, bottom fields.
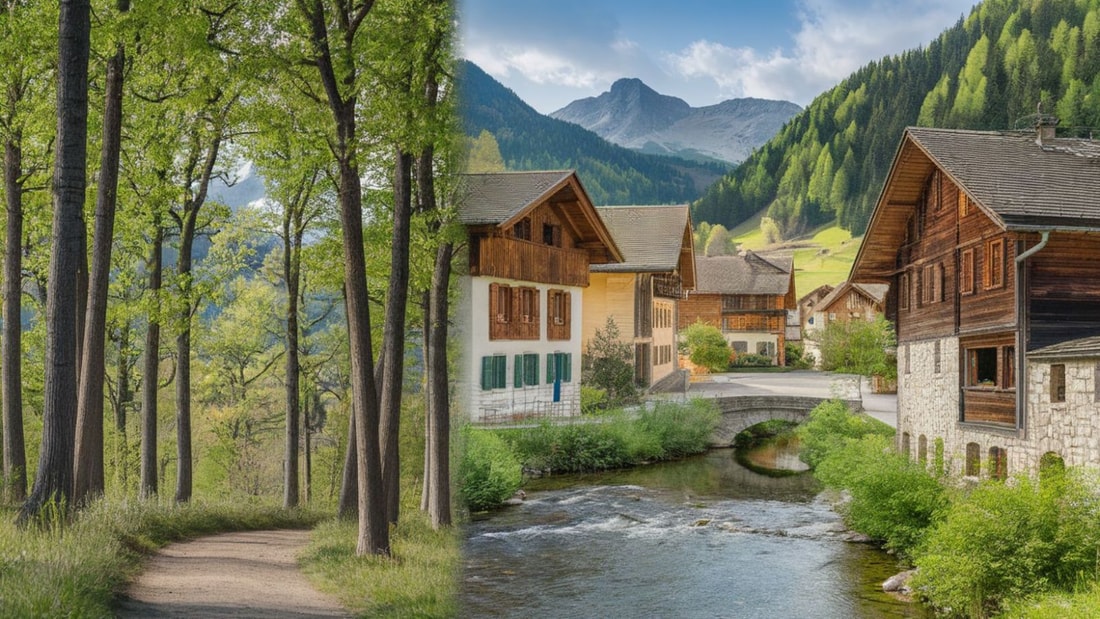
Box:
left=115, top=529, right=349, bottom=618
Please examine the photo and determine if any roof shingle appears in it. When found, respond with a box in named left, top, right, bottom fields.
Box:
left=693, top=252, right=792, bottom=296
left=591, top=205, right=691, bottom=273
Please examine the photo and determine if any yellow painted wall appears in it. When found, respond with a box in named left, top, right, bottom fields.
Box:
left=583, top=272, right=637, bottom=344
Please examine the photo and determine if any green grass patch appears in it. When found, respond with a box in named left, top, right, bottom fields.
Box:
left=0, top=498, right=323, bottom=618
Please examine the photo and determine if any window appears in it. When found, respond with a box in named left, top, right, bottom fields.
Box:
left=480, top=355, right=507, bottom=390
left=934, top=341, right=941, bottom=374
left=546, top=352, right=572, bottom=383
left=512, top=217, right=531, bottom=241
left=519, top=287, right=537, bottom=323
left=1051, top=364, right=1066, bottom=403
left=900, top=432, right=910, bottom=459
left=547, top=289, right=571, bottom=341
left=904, top=344, right=910, bottom=375
left=918, top=435, right=927, bottom=464
left=732, top=341, right=748, bottom=354
left=1004, top=347, right=1015, bottom=389
left=542, top=223, right=561, bottom=247
left=968, top=347, right=998, bottom=387
left=988, top=446, right=1007, bottom=480
left=960, top=249, right=975, bottom=295
left=923, top=263, right=942, bottom=304
left=493, top=284, right=512, bottom=323
left=899, top=273, right=910, bottom=311
left=958, top=190, right=971, bottom=217
left=965, top=442, right=981, bottom=476
left=514, top=353, right=539, bottom=388
left=983, top=238, right=1005, bottom=290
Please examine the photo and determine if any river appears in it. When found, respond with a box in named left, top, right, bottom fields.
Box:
left=461, top=441, right=926, bottom=618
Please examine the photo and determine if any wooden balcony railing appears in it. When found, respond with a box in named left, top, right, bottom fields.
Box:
left=472, top=236, right=589, bottom=287
left=653, top=273, right=683, bottom=299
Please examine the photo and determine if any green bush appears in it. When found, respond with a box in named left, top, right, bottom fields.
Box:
left=637, top=400, right=720, bottom=459
left=580, top=385, right=610, bottom=415
left=796, top=399, right=894, bottom=468
left=731, top=352, right=772, bottom=367
left=582, top=316, right=638, bottom=406
left=680, top=321, right=731, bottom=372
left=815, top=434, right=946, bottom=555
left=913, top=469, right=1100, bottom=616
left=457, top=427, right=522, bottom=511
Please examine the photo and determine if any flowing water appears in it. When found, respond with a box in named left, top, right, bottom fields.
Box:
left=461, top=440, right=926, bottom=618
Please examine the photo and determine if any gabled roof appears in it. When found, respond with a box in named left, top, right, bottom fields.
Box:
left=458, top=170, right=623, bottom=264
left=590, top=204, right=697, bottom=289
left=1028, top=335, right=1100, bottom=360
left=852, top=127, right=1100, bottom=282
left=798, top=284, right=834, bottom=307
left=816, top=281, right=889, bottom=313
left=693, top=251, right=793, bottom=296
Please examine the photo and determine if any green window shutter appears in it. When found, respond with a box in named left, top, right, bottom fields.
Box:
left=481, top=356, right=493, bottom=391
left=563, top=353, right=572, bottom=382
left=547, top=353, right=556, bottom=383
left=494, top=356, right=506, bottom=389
left=525, top=353, right=539, bottom=386
left=514, top=354, right=523, bottom=388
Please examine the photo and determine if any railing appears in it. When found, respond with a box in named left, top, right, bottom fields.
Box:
left=653, top=273, right=683, bottom=299
left=472, top=236, right=589, bottom=287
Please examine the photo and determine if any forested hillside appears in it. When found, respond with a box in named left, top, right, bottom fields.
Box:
left=694, top=0, right=1100, bottom=237
left=459, top=61, right=728, bottom=205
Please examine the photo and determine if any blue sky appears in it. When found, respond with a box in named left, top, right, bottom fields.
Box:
left=460, top=0, right=977, bottom=113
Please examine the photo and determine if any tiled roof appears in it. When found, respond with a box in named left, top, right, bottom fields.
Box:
left=1028, top=335, right=1100, bottom=360
left=693, top=252, right=792, bottom=295
left=815, top=281, right=888, bottom=313
left=907, top=127, right=1100, bottom=230
left=457, top=170, right=575, bottom=225
left=591, top=205, right=691, bottom=273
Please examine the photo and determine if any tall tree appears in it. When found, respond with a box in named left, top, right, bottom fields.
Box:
left=294, top=0, right=389, bottom=556
left=20, top=0, right=91, bottom=522
left=74, top=0, right=130, bottom=505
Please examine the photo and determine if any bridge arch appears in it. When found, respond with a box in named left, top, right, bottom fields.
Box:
left=708, top=395, right=862, bottom=446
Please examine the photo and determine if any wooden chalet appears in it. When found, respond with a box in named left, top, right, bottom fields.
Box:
left=583, top=204, right=697, bottom=390
left=458, top=170, right=622, bottom=422
left=679, top=252, right=796, bottom=365
left=798, top=284, right=834, bottom=333
left=809, top=281, right=888, bottom=330
left=852, top=124, right=1100, bottom=476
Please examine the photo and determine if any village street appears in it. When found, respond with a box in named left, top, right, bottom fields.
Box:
left=683, top=370, right=897, bottom=428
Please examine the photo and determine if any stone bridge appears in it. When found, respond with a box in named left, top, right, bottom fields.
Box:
left=708, top=395, right=863, bottom=446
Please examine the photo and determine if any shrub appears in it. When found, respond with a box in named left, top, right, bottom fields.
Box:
left=784, top=342, right=814, bottom=369
left=796, top=399, right=894, bottom=468
left=580, top=385, right=610, bottom=415
left=913, top=469, right=1100, bottom=616
left=457, top=427, right=522, bottom=511
left=582, top=316, right=638, bottom=406
left=731, top=352, right=771, bottom=367
left=636, top=399, right=720, bottom=459
left=815, top=434, right=946, bottom=555
left=680, top=321, right=731, bottom=372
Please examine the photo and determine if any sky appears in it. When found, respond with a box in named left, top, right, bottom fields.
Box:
left=460, top=0, right=978, bottom=113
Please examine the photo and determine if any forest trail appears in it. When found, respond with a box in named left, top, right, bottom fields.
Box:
left=115, top=529, right=349, bottom=618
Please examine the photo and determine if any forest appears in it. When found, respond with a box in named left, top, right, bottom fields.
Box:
left=0, top=0, right=456, bottom=557
left=458, top=60, right=729, bottom=206
left=693, top=0, right=1100, bottom=238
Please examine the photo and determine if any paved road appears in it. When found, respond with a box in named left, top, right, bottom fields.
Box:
left=681, top=370, right=897, bottom=428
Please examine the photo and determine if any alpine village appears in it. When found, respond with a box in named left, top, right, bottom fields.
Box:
left=10, top=0, right=1100, bottom=617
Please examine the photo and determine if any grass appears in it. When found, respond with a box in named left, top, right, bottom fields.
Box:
left=0, top=498, right=324, bottom=618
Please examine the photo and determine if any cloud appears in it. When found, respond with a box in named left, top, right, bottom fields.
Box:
left=465, top=44, right=605, bottom=89
left=665, top=0, right=973, bottom=104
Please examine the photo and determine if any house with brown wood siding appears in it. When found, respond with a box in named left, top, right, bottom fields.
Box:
left=852, top=123, right=1100, bottom=477
left=583, top=205, right=697, bottom=390
left=458, top=171, right=622, bottom=422
left=809, top=281, right=888, bottom=330
left=679, top=252, right=796, bottom=365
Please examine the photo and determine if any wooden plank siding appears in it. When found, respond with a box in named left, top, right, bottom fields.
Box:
left=1027, top=232, right=1100, bottom=351
left=472, top=235, right=590, bottom=288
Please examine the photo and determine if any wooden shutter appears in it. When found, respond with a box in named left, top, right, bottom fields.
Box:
left=563, top=353, right=572, bottom=382
left=547, top=353, right=556, bottom=383
left=532, top=289, right=541, bottom=339
left=563, top=291, right=571, bottom=340
left=513, top=354, right=523, bottom=388
left=481, top=356, right=493, bottom=391
left=494, top=356, right=506, bottom=388
left=489, top=283, right=499, bottom=340
left=525, top=353, right=538, bottom=386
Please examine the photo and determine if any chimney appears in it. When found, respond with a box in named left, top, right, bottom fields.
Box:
left=1035, top=102, right=1057, bottom=145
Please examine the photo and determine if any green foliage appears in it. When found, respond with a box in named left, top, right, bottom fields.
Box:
left=582, top=316, right=638, bottom=406
left=580, top=385, right=610, bottom=415
left=457, top=427, right=522, bottom=512
left=811, top=315, right=896, bottom=380
left=815, top=434, right=946, bottom=556
left=796, top=399, right=894, bottom=468
left=703, top=223, right=733, bottom=256
left=693, top=1, right=1100, bottom=236
left=732, top=352, right=772, bottom=368
left=465, top=129, right=505, bottom=173
left=502, top=400, right=719, bottom=476
left=784, top=342, right=814, bottom=369
left=912, top=469, right=1100, bottom=616
left=680, top=321, right=731, bottom=372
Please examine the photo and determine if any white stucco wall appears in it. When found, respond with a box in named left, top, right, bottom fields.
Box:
left=458, top=276, right=583, bottom=422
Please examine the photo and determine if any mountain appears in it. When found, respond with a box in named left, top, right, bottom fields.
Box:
left=694, top=0, right=1100, bottom=239
left=550, top=78, right=801, bottom=164
left=458, top=61, right=728, bottom=206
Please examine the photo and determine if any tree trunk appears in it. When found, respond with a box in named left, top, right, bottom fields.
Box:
left=336, top=404, right=357, bottom=518
left=283, top=198, right=303, bottom=509
left=3, top=136, right=27, bottom=503
left=140, top=226, right=162, bottom=498
left=379, top=149, right=413, bottom=525
left=20, top=0, right=91, bottom=522
left=426, top=242, right=453, bottom=528
left=74, top=20, right=126, bottom=504
left=420, top=296, right=431, bottom=512
left=174, top=214, right=195, bottom=504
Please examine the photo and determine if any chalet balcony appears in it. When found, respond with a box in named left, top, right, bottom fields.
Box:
left=961, top=388, right=1016, bottom=426
left=653, top=274, right=683, bottom=299
left=471, top=235, right=589, bottom=287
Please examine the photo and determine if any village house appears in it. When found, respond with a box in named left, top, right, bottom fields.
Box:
left=851, top=124, right=1100, bottom=477
left=807, top=281, right=888, bottom=331
left=798, top=284, right=834, bottom=334
left=679, top=252, right=796, bottom=366
left=582, top=205, right=697, bottom=390
left=457, top=170, right=622, bottom=422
